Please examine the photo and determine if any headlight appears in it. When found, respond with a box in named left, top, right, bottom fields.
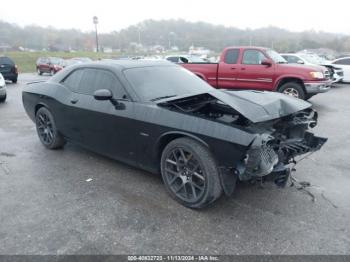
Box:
left=309, top=71, right=324, bottom=79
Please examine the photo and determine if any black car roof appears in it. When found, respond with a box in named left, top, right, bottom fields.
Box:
left=81, top=60, right=174, bottom=70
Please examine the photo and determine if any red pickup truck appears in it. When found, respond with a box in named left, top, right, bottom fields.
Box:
left=181, top=46, right=331, bottom=100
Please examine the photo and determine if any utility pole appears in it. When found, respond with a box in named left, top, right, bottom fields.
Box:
left=93, top=16, right=99, bottom=52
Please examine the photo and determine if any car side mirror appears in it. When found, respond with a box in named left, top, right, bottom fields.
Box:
left=94, top=89, right=113, bottom=101
left=297, top=60, right=304, bottom=64
left=261, top=59, right=272, bottom=66
left=93, top=89, right=125, bottom=110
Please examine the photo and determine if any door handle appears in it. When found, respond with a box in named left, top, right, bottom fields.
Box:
left=231, top=67, right=236, bottom=70
left=241, top=68, right=246, bottom=70
left=70, top=98, right=79, bottom=104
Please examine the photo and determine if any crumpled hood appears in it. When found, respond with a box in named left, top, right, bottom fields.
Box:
left=209, top=89, right=312, bottom=123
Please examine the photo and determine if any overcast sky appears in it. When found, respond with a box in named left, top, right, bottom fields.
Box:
left=0, top=0, right=348, bottom=34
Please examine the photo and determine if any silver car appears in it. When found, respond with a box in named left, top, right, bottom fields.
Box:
left=0, top=73, right=6, bottom=102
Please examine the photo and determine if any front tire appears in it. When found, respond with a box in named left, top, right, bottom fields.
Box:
left=37, top=69, right=42, bottom=75
left=278, top=82, right=305, bottom=100
left=35, top=107, right=66, bottom=149
left=160, top=137, right=223, bottom=209
left=12, top=77, right=17, bottom=83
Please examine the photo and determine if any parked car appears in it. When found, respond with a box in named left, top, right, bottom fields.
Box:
left=180, top=46, right=331, bottom=100
left=0, top=73, right=6, bottom=102
left=330, top=57, right=350, bottom=82
left=22, top=61, right=327, bottom=208
left=281, top=53, right=343, bottom=83
left=36, top=57, right=64, bottom=75
left=0, top=56, right=18, bottom=83
left=166, top=55, right=207, bottom=63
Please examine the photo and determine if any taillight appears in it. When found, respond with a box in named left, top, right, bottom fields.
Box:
left=14, top=65, right=18, bottom=74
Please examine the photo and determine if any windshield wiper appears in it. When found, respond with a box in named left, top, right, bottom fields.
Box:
left=150, top=95, right=177, bottom=102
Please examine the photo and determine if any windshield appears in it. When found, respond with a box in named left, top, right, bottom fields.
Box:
left=266, top=49, right=287, bottom=63
left=49, top=57, right=62, bottom=64
left=124, top=66, right=212, bottom=101
left=299, top=54, right=323, bottom=64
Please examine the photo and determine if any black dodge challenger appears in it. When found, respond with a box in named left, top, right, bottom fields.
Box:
left=22, top=60, right=327, bottom=208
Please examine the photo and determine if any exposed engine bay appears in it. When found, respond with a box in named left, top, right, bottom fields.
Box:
left=159, top=92, right=327, bottom=187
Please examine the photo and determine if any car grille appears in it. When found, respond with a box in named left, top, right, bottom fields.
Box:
left=245, top=144, right=279, bottom=177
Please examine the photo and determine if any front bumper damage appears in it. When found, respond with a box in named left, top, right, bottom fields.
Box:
left=238, top=109, right=327, bottom=187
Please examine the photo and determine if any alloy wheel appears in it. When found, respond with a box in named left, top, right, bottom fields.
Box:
left=36, top=112, right=55, bottom=145
left=283, top=87, right=299, bottom=98
left=164, top=147, right=206, bottom=203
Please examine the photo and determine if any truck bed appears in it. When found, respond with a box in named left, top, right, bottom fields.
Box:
left=181, top=63, right=219, bottom=88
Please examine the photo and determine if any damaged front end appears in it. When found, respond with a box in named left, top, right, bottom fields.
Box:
left=158, top=90, right=327, bottom=189
left=241, top=108, right=327, bottom=187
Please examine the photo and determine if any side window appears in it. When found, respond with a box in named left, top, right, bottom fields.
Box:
left=94, top=70, right=127, bottom=98
left=284, top=55, right=300, bottom=64
left=224, top=49, right=239, bottom=64
left=77, top=69, right=127, bottom=98
left=242, top=50, right=267, bottom=65
left=62, top=69, right=84, bottom=92
left=334, top=58, right=350, bottom=65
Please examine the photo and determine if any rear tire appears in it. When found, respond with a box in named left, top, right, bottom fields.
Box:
left=278, top=82, right=305, bottom=100
left=160, top=137, right=223, bottom=209
left=12, top=77, right=17, bottom=83
left=37, top=69, right=42, bottom=75
left=0, top=95, right=6, bottom=103
left=35, top=107, right=66, bottom=149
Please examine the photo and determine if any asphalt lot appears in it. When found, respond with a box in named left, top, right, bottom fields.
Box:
left=0, top=73, right=349, bottom=255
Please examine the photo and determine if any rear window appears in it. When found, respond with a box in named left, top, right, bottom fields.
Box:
left=166, top=57, right=179, bottom=63
left=0, top=57, right=14, bottom=65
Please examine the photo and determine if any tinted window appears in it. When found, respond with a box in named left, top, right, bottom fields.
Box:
left=62, top=69, right=84, bottom=92
left=0, top=57, right=14, bottom=65
left=124, top=66, right=211, bottom=101
left=224, top=49, right=239, bottom=64
left=242, top=50, right=267, bottom=65
left=166, top=57, right=179, bottom=63
left=283, top=55, right=301, bottom=64
left=334, top=58, right=350, bottom=65
left=77, top=69, right=126, bottom=98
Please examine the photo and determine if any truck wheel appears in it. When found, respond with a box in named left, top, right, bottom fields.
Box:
left=278, top=82, right=305, bottom=100
left=160, top=137, right=223, bottom=209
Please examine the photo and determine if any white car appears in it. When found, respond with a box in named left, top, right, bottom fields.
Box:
left=331, top=57, right=350, bottom=82
left=281, top=53, right=344, bottom=83
left=0, top=73, right=6, bottom=102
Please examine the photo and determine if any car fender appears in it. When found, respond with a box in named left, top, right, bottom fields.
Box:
left=274, top=75, right=306, bottom=91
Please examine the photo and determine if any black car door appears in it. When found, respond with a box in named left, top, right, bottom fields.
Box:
left=69, top=68, right=138, bottom=163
